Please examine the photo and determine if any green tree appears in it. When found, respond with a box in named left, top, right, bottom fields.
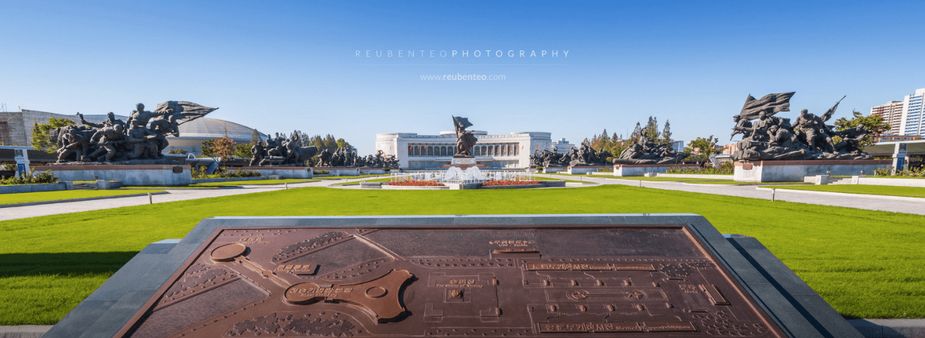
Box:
left=310, top=135, right=324, bottom=150
left=335, top=138, right=351, bottom=149
left=643, top=116, right=660, bottom=141
left=684, top=135, right=719, bottom=165
left=661, top=120, right=672, bottom=145
left=234, top=143, right=252, bottom=158
left=201, top=136, right=236, bottom=158
left=31, top=117, right=74, bottom=152
left=834, top=111, right=890, bottom=147
left=323, top=134, right=337, bottom=151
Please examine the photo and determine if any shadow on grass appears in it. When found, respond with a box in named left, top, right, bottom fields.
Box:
left=0, top=252, right=137, bottom=277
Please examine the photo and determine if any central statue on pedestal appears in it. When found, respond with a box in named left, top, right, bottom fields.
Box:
left=452, top=116, right=478, bottom=158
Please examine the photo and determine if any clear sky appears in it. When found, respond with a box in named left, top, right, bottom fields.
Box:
left=1, top=0, right=923, bottom=154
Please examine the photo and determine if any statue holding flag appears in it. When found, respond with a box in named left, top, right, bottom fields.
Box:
left=452, top=116, right=478, bottom=157
left=730, top=92, right=868, bottom=161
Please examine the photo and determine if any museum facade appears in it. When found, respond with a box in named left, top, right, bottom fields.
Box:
left=376, top=130, right=552, bottom=169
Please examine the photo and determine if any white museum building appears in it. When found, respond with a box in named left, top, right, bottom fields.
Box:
left=375, top=130, right=553, bottom=169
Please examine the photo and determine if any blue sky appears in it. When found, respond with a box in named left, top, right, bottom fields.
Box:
left=1, top=0, right=923, bottom=153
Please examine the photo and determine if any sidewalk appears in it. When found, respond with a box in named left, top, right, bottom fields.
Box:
left=0, top=177, right=377, bottom=221
left=539, top=174, right=925, bottom=216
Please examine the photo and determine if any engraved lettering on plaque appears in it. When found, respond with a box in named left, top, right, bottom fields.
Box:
left=489, top=239, right=538, bottom=255
left=284, top=269, right=413, bottom=322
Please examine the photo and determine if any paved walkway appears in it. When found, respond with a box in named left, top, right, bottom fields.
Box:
left=538, top=174, right=925, bottom=216
left=0, top=177, right=377, bottom=221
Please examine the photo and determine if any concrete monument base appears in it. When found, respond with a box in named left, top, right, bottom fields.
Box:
left=319, top=167, right=360, bottom=176
left=231, top=166, right=313, bottom=179
left=567, top=165, right=606, bottom=175
left=542, top=166, right=565, bottom=173
left=734, top=160, right=891, bottom=183
left=33, top=164, right=192, bottom=186
left=447, top=156, right=481, bottom=170
left=613, top=163, right=699, bottom=177
left=358, top=167, right=388, bottom=175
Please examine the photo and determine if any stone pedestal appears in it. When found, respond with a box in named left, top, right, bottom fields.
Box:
left=566, top=165, right=605, bottom=175
left=231, top=166, right=313, bottom=179
left=733, top=160, right=891, bottom=183
left=358, top=168, right=388, bottom=175
left=542, top=166, right=565, bottom=173
left=612, top=164, right=699, bottom=177
left=319, top=167, right=360, bottom=176
left=448, top=156, right=479, bottom=169
left=33, top=164, right=192, bottom=186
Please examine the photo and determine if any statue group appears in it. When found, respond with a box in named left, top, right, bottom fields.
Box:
left=731, top=92, right=869, bottom=161
left=53, top=101, right=217, bottom=163
left=316, top=147, right=398, bottom=168
left=250, top=131, right=398, bottom=168
left=249, top=131, right=318, bottom=166
left=531, top=140, right=611, bottom=168
left=613, top=123, right=687, bottom=165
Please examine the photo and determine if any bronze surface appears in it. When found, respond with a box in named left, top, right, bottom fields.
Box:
left=119, top=226, right=785, bottom=337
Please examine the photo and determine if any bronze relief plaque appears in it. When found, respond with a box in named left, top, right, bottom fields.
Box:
left=118, top=226, right=784, bottom=337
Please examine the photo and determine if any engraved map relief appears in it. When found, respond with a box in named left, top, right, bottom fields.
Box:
left=120, top=226, right=783, bottom=337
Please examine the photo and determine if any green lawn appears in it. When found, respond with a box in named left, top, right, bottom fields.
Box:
left=0, top=189, right=164, bottom=207
left=616, top=176, right=742, bottom=184
left=1, top=185, right=924, bottom=324
left=188, top=178, right=318, bottom=187
left=768, top=184, right=925, bottom=198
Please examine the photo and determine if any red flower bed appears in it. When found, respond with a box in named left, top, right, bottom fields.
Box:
left=386, top=180, right=445, bottom=187
left=482, top=180, right=541, bottom=187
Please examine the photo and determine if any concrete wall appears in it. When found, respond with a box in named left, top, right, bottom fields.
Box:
left=34, top=165, right=193, bottom=186
left=613, top=164, right=700, bottom=177
left=567, top=166, right=606, bottom=174
left=0, top=182, right=70, bottom=194
left=734, top=160, right=891, bottom=182
left=318, top=167, right=360, bottom=176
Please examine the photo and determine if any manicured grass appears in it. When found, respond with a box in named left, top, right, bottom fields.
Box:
left=768, top=184, right=925, bottom=198
left=1, top=185, right=924, bottom=324
left=617, top=176, right=742, bottom=184
left=188, top=178, right=317, bottom=187
left=0, top=189, right=165, bottom=206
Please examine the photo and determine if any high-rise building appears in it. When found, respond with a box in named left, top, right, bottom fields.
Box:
left=899, top=88, right=925, bottom=136
left=870, top=100, right=904, bottom=135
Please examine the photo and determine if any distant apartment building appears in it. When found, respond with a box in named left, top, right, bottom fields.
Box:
left=869, top=100, right=904, bottom=135
left=550, top=138, right=574, bottom=153
left=900, top=88, right=925, bottom=136
left=868, top=88, right=925, bottom=138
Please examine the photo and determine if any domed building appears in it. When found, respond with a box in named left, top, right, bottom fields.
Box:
left=166, top=117, right=263, bottom=155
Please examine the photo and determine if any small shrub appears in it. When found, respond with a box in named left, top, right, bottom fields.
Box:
left=875, top=166, right=925, bottom=177
left=667, top=162, right=733, bottom=175
left=193, top=166, right=262, bottom=179
left=0, top=172, right=58, bottom=185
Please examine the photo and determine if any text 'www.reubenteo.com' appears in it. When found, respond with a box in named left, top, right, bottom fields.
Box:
left=419, top=73, right=507, bottom=81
